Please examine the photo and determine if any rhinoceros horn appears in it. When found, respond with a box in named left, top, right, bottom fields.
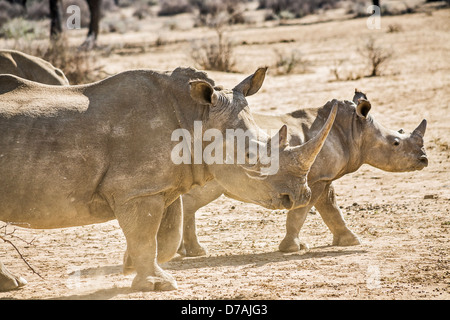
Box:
left=412, top=119, right=427, bottom=137
left=293, top=103, right=338, bottom=171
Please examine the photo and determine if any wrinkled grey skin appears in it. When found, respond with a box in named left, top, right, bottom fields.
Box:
left=0, top=49, right=69, bottom=85
left=0, top=67, right=336, bottom=292
left=180, top=90, right=428, bottom=257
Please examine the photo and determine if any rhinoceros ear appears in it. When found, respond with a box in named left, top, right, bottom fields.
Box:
left=353, top=88, right=368, bottom=105
left=356, top=98, right=371, bottom=118
left=266, top=125, right=288, bottom=152
left=190, top=80, right=219, bottom=106
left=233, top=67, right=268, bottom=97
left=274, top=125, right=288, bottom=149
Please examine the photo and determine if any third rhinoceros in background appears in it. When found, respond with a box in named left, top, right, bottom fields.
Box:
left=0, top=49, right=69, bottom=85
left=180, top=90, right=428, bottom=256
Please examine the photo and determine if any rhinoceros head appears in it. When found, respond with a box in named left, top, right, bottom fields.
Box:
left=353, top=90, right=428, bottom=172
left=189, top=68, right=336, bottom=210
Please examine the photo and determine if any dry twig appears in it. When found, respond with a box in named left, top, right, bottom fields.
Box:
left=0, top=223, right=44, bottom=280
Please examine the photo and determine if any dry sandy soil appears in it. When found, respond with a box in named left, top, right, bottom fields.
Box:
left=0, top=2, right=449, bottom=300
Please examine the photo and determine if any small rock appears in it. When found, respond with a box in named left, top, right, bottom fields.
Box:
left=424, top=194, right=437, bottom=200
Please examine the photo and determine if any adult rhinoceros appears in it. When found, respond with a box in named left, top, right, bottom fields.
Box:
left=179, top=90, right=428, bottom=256
left=0, top=67, right=337, bottom=292
left=0, top=49, right=69, bottom=85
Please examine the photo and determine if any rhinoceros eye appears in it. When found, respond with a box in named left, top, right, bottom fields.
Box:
left=393, top=138, right=400, bottom=146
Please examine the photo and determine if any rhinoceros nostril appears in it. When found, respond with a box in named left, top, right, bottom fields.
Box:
left=419, top=155, right=428, bottom=166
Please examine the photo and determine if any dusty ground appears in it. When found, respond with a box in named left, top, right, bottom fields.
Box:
left=0, top=2, right=449, bottom=300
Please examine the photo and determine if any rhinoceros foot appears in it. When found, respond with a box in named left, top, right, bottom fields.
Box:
left=131, top=272, right=177, bottom=292
left=279, top=237, right=309, bottom=253
left=178, top=240, right=208, bottom=257
left=332, top=232, right=361, bottom=246
left=0, top=265, right=27, bottom=292
left=185, top=244, right=208, bottom=257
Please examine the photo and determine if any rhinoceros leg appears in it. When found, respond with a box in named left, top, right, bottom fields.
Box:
left=155, top=197, right=183, bottom=263
left=0, top=260, right=27, bottom=292
left=116, top=195, right=177, bottom=291
left=123, top=197, right=183, bottom=275
left=279, top=182, right=328, bottom=252
left=314, top=183, right=361, bottom=246
left=180, top=182, right=225, bottom=257
left=279, top=205, right=312, bottom=252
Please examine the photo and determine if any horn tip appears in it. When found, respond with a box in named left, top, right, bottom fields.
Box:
left=258, top=66, right=269, bottom=73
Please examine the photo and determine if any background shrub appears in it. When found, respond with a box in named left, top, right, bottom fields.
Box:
left=258, top=0, right=341, bottom=19
left=158, top=0, right=192, bottom=16
left=190, top=27, right=236, bottom=72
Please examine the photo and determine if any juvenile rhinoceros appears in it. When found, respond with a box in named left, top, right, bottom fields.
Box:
left=0, top=49, right=69, bottom=85
left=180, top=90, right=428, bottom=256
left=0, top=67, right=337, bottom=292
